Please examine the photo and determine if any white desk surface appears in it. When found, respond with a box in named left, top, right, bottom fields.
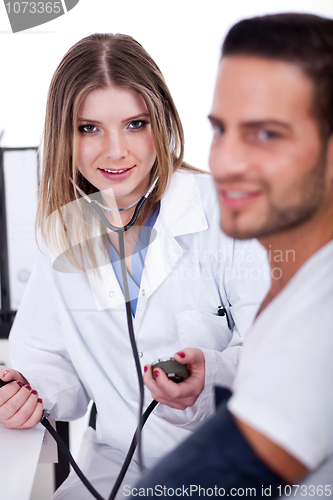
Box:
left=0, top=423, right=45, bottom=500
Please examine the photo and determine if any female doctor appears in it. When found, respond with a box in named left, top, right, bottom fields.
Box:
left=0, top=34, right=269, bottom=498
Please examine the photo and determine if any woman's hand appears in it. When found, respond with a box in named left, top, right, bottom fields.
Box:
left=143, top=348, right=205, bottom=410
left=0, top=367, right=43, bottom=429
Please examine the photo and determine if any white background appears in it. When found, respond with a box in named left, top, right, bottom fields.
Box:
left=0, top=0, right=333, bottom=171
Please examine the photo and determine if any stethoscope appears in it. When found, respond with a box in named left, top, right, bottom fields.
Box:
left=44, top=177, right=160, bottom=500
left=74, top=176, right=158, bottom=229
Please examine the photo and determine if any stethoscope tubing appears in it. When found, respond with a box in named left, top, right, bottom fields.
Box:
left=89, top=195, right=147, bottom=233
left=88, top=190, right=151, bottom=480
left=41, top=399, right=158, bottom=500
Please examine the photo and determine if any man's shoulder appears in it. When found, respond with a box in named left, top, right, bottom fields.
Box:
left=282, top=239, right=333, bottom=310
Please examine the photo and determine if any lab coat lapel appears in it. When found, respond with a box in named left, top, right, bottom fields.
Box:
left=138, top=172, right=209, bottom=301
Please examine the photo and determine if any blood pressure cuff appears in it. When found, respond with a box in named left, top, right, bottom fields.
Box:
left=133, top=392, right=286, bottom=498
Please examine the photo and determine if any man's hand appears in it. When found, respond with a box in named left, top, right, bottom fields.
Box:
left=0, top=367, right=43, bottom=429
left=143, top=348, right=205, bottom=410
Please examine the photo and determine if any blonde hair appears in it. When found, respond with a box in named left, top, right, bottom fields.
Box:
left=38, top=33, right=201, bottom=270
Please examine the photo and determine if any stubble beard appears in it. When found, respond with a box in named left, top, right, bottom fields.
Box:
left=221, top=154, right=327, bottom=241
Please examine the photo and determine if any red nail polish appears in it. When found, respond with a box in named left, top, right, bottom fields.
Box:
left=37, top=398, right=43, bottom=404
left=144, top=366, right=148, bottom=373
left=153, top=370, right=159, bottom=378
left=176, top=351, right=186, bottom=358
left=3, top=370, right=11, bottom=377
left=16, top=380, right=23, bottom=388
left=31, top=390, right=38, bottom=395
left=25, top=385, right=32, bottom=391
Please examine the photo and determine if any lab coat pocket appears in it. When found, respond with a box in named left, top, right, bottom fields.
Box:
left=175, top=310, right=232, bottom=352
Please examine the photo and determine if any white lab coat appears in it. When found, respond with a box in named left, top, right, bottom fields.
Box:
left=9, top=171, right=270, bottom=498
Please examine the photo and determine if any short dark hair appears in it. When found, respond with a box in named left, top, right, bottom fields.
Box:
left=222, top=13, right=333, bottom=138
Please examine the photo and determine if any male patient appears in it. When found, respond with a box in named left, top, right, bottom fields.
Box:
left=134, top=13, right=333, bottom=496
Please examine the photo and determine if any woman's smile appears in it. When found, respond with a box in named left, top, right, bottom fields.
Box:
left=99, top=165, right=136, bottom=181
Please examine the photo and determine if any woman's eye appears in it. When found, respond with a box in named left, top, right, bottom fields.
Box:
left=79, top=124, right=98, bottom=134
left=128, top=120, right=147, bottom=130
